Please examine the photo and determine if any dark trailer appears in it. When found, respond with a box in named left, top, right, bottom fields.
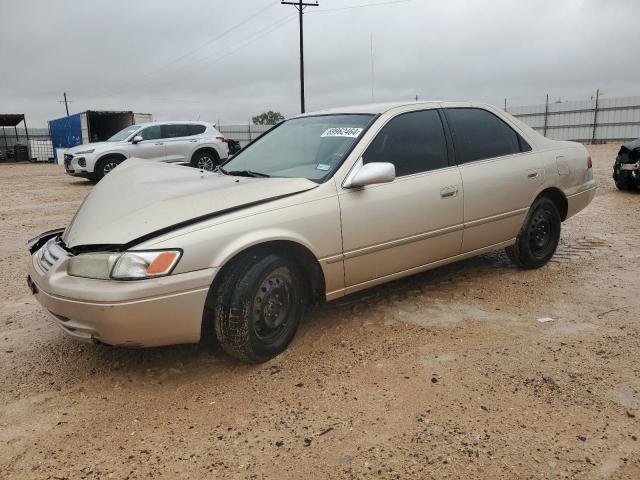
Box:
left=0, top=113, right=31, bottom=162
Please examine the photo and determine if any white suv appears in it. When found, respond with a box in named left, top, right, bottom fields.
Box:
left=63, top=121, right=229, bottom=180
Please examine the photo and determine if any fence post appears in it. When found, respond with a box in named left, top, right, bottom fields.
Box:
left=248, top=120, right=252, bottom=143
left=592, top=88, right=600, bottom=143
left=543, top=93, right=549, bottom=137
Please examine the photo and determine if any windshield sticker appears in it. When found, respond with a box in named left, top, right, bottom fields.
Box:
left=321, top=127, right=363, bottom=138
left=316, top=163, right=331, bottom=171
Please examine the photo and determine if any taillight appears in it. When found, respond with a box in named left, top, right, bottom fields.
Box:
left=587, top=156, right=592, bottom=169
left=216, top=136, right=227, bottom=143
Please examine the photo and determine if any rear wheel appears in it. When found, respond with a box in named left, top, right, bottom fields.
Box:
left=95, top=156, right=124, bottom=180
left=191, top=150, right=219, bottom=171
left=506, top=196, right=561, bottom=269
left=209, top=253, right=306, bottom=363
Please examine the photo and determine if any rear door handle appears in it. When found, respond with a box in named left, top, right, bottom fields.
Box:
left=440, top=186, right=458, bottom=198
left=527, top=170, right=539, bottom=178
left=189, top=139, right=198, bottom=143
left=154, top=142, right=163, bottom=145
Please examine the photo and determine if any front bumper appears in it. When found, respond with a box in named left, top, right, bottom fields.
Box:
left=64, top=154, right=93, bottom=177
left=28, top=238, right=217, bottom=347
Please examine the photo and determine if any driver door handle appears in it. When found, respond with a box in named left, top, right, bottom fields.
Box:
left=154, top=142, right=164, bottom=145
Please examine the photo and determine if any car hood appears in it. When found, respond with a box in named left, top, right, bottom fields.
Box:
left=62, top=159, right=318, bottom=249
left=67, top=142, right=114, bottom=154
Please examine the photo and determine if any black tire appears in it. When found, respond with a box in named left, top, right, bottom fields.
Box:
left=210, top=253, right=306, bottom=363
left=191, top=150, right=219, bottom=171
left=95, top=156, right=124, bottom=180
left=505, top=196, right=561, bottom=269
left=613, top=165, right=635, bottom=191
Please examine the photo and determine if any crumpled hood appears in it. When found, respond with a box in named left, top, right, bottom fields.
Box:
left=62, top=159, right=318, bottom=249
left=67, top=142, right=112, bottom=154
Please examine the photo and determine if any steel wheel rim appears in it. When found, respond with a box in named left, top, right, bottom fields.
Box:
left=252, top=270, right=293, bottom=343
left=197, top=155, right=214, bottom=171
left=528, top=207, right=554, bottom=257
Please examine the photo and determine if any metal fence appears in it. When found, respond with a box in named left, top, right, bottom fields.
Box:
left=218, top=123, right=273, bottom=147
left=1, top=128, right=53, bottom=162
left=507, top=95, right=640, bottom=143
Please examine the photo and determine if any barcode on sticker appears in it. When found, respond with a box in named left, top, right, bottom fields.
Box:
left=321, top=127, right=363, bottom=138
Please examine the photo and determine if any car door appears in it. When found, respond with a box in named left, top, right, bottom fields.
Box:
left=128, top=125, right=166, bottom=160
left=338, top=109, right=464, bottom=288
left=443, top=107, right=544, bottom=253
left=161, top=124, right=191, bottom=163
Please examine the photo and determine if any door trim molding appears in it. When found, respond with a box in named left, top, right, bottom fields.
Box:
left=325, top=238, right=515, bottom=300
left=463, top=207, right=529, bottom=229
left=343, top=223, right=463, bottom=260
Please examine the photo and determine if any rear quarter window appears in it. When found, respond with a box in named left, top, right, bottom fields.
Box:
left=187, top=124, right=207, bottom=135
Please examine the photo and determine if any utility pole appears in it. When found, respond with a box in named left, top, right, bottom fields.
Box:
left=59, top=92, right=72, bottom=116
left=282, top=0, right=318, bottom=114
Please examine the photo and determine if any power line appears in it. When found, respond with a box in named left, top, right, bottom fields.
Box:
left=136, top=14, right=296, bottom=91
left=105, top=0, right=280, bottom=95
left=309, top=0, right=419, bottom=14
left=110, top=16, right=297, bottom=105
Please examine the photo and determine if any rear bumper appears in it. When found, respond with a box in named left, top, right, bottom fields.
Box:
left=28, top=248, right=217, bottom=347
left=566, top=183, right=597, bottom=219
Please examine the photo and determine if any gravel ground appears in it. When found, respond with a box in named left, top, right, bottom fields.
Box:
left=1, top=144, right=639, bottom=479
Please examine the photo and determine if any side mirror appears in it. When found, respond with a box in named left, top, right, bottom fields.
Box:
left=344, top=160, right=396, bottom=188
left=131, top=135, right=143, bottom=144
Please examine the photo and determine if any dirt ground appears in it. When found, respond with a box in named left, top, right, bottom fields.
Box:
left=1, top=144, right=638, bottom=479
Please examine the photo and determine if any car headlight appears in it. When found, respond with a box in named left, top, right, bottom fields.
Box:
left=74, top=149, right=95, bottom=154
left=67, top=250, right=182, bottom=280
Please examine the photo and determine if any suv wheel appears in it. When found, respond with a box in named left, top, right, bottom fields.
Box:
left=192, top=150, right=219, bottom=171
left=506, top=196, right=561, bottom=269
left=208, top=253, right=306, bottom=363
left=96, top=156, right=123, bottom=180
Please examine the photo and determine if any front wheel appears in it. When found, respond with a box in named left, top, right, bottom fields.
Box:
left=210, top=253, right=306, bottom=363
left=505, top=197, right=561, bottom=269
left=95, top=156, right=123, bottom=180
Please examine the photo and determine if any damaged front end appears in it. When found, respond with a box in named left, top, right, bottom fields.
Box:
left=613, top=139, right=640, bottom=191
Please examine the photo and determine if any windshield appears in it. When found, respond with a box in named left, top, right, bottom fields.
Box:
left=108, top=125, right=142, bottom=142
left=223, top=114, right=374, bottom=182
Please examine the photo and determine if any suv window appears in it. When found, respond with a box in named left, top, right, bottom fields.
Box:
left=187, top=124, right=207, bottom=135
left=138, top=125, right=161, bottom=141
left=161, top=124, right=190, bottom=138
left=445, top=108, right=525, bottom=163
left=363, top=109, right=448, bottom=177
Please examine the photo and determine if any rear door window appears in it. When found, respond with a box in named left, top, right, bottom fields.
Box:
left=363, top=109, right=449, bottom=177
left=445, top=108, right=524, bottom=163
left=161, top=124, right=190, bottom=138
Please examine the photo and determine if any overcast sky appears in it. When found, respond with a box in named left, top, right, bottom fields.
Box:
left=1, top=0, right=638, bottom=127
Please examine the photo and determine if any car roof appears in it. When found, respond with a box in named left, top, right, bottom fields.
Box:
left=133, top=120, right=213, bottom=128
left=297, top=100, right=488, bottom=117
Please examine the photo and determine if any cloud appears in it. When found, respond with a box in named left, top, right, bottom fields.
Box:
left=1, top=0, right=638, bottom=126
